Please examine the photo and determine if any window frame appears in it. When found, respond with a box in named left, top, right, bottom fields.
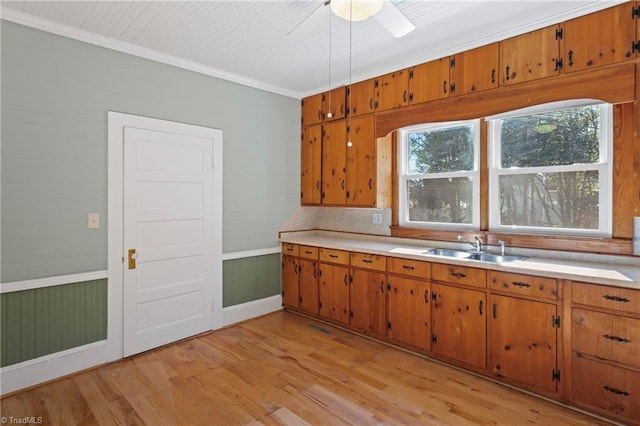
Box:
left=398, top=119, right=481, bottom=230
left=487, top=100, right=613, bottom=237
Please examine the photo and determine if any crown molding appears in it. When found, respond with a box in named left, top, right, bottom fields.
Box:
left=0, top=8, right=302, bottom=100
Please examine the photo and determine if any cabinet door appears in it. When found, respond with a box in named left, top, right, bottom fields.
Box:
left=301, top=125, right=322, bottom=205
left=431, top=284, right=486, bottom=368
left=409, top=58, right=450, bottom=104
left=318, top=263, right=350, bottom=325
left=323, top=87, right=347, bottom=121
left=349, top=268, right=386, bottom=335
left=500, top=25, right=561, bottom=86
left=450, top=43, right=499, bottom=96
left=348, top=78, right=376, bottom=117
left=346, top=115, right=376, bottom=206
left=387, top=276, right=430, bottom=351
left=321, top=120, right=347, bottom=205
left=301, top=93, right=323, bottom=126
left=562, top=2, right=636, bottom=73
left=299, top=259, right=319, bottom=315
left=489, top=295, right=558, bottom=393
left=282, top=256, right=299, bottom=309
left=375, top=69, right=409, bottom=112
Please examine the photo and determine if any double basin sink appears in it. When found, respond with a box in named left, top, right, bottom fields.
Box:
left=423, top=248, right=526, bottom=264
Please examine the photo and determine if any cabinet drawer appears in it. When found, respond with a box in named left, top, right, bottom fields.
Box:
left=299, top=245, right=319, bottom=260
left=572, top=308, right=640, bottom=369
left=319, top=248, right=350, bottom=265
left=282, top=243, right=298, bottom=257
left=572, top=282, right=640, bottom=315
left=350, top=252, right=386, bottom=271
left=432, top=263, right=486, bottom=288
left=489, top=271, right=557, bottom=300
left=572, top=355, right=640, bottom=422
left=387, top=257, right=431, bottom=280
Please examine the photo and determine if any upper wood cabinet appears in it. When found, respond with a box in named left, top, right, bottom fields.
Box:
left=321, top=120, right=347, bottom=205
left=450, top=43, right=499, bottom=96
left=323, top=86, right=347, bottom=122
left=500, top=25, right=562, bottom=86
left=301, top=93, right=323, bottom=126
left=409, top=57, right=450, bottom=104
left=375, top=69, right=409, bottom=112
left=562, top=2, right=637, bottom=73
left=300, top=125, right=322, bottom=205
left=347, top=78, right=376, bottom=117
left=346, top=115, right=376, bottom=207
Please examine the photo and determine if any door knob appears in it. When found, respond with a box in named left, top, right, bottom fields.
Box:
left=128, top=249, right=137, bottom=269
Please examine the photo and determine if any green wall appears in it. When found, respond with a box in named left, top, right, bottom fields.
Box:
left=223, top=254, right=282, bottom=307
left=1, top=279, right=107, bottom=367
left=1, top=21, right=300, bottom=283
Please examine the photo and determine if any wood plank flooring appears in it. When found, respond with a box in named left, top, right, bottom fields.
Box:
left=1, top=311, right=612, bottom=425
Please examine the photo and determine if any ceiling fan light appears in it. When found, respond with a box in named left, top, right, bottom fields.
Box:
left=330, top=0, right=384, bottom=22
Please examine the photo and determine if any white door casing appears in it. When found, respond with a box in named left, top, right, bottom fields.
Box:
left=108, top=112, right=223, bottom=360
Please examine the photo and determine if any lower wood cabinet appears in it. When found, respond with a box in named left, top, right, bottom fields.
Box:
left=387, top=275, right=431, bottom=351
left=489, top=295, right=558, bottom=393
left=431, top=283, right=486, bottom=369
left=298, top=259, right=319, bottom=314
left=318, top=263, right=350, bottom=325
left=282, top=255, right=299, bottom=309
left=349, top=268, right=386, bottom=335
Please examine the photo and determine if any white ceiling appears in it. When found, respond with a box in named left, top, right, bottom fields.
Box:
left=0, top=0, right=626, bottom=98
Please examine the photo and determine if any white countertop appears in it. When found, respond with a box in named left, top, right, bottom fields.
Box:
left=280, top=230, right=640, bottom=290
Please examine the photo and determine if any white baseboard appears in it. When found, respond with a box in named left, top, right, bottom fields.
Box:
left=0, top=340, right=111, bottom=395
left=222, top=294, right=283, bottom=327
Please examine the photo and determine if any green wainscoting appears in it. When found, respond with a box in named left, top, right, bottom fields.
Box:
left=223, top=253, right=282, bottom=307
left=0, top=279, right=107, bottom=367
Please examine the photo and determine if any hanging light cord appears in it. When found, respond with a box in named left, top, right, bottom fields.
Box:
left=327, top=6, right=332, bottom=118
left=347, top=0, right=353, bottom=146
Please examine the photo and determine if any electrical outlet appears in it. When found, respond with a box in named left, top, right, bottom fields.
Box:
left=372, top=213, right=383, bottom=224
left=88, top=213, right=100, bottom=229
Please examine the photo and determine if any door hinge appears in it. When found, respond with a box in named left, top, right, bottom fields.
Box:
left=450, top=57, right=456, bottom=68
left=552, top=315, right=561, bottom=328
left=387, top=321, right=392, bottom=330
left=374, top=79, right=379, bottom=88
left=319, top=301, right=323, bottom=309
left=408, top=69, right=414, bottom=79
left=632, top=40, right=640, bottom=54
left=450, top=82, right=456, bottom=94
left=409, top=92, right=414, bottom=103
left=350, top=310, right=354, bottom=318
left=349, top=275, right=353, bottom=283
left=432, top=334, right=438, bottom=344
left=633, top=5, right=640, bottom=19
left=552, top=369, right=561, bottom=382
left=554, top=58, right=563, bottom=71
left=555, top=27, right=563, bottom=40
left=431, top=291, right=437, bottom=302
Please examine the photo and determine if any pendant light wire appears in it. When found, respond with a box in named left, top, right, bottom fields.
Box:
left=327, top=4, right=332, bottom=118
left=347, top=0, right=353, bottom=147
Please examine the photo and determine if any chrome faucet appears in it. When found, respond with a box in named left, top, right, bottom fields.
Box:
left=458, top=235, right=483, bottom=252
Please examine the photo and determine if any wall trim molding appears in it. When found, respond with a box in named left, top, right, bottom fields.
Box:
left=0, top=270, right=108, bottom=294
left=222, top=247, right=281, bottom=261
left=0, top=340, right=109, bottom=395
left=222, top=295, right=282, bottom=327
left=0, top=9, right=300, bottom=100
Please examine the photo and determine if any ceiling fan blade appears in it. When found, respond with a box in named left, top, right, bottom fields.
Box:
left=286, top=0, right=330, bottom=38
left=374, top=0, right=415, bottom=38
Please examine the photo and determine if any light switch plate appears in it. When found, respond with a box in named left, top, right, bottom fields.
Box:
left=88, top=213, right=100, bottom=229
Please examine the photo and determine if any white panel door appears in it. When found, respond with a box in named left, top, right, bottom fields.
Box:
left=123, top=126, right=214, bottom=356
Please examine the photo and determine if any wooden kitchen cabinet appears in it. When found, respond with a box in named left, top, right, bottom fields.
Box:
left=347, top=78, right=376, bottom=117
left=489, top=295, right=559, bottom=393
left=282, top=254, right=299, bottom=309
left=323, top=86, right=347, bottom=122
left=346, top=115, right=377, bottom=206
left=298, top=246, right=320, bottom=315
left=431, top=283, right=486, bottom=368
left=387, top=275, right=431, bottom=352
left=562, top=2, right=637, bottom=73
left=321, top=120, right=347, bottom=205
left=301, top=125, right=322, bottom=205
left=301, top=93, right=323, bottom=126
left=350, top=268, right=386, bottom=336
left=500, top=25, right=562, bottom=86
left=318, top=262, right=350, bottom=325
left=432, top=263, right=486, bottom=289
left=450, top=43, right=499, bottom=96
left=409, top=57, right=450, bottom=104
left=375, top=69, right=409, bottom=112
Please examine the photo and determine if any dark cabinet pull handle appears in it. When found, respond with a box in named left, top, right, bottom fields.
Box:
left=603, top=386, right=630, bottom=396
left=313, top=268, right=318, bottom=279
left=362, top=259, right=373, bottom=264
left=512, top=281, right=531, bottom=288
left=491, top=68, right=496, bottom=83
left=479, top=300, right=483, bottom=315
left=505, top=66, right=510, bottom=81
left=305, top=250, right=313, bottom=254
left=443, top=80, right=447, bottom=94
left=329, top=254, right=339, bottom=258
left=568, top=50, right=574, bottom=67
left=451, top=271, right=466, bottom=278
left=402, top=265, right=415, bottom=270
left=316, top=180, right=320, bottom=190
left=603, top=294, right=630, bottom=303
left=403, top=90, right=407, bottom=103
left=369, top=98, right=374, bottom=110
left=492, top=303, right=497, bottom=319
left=340, top=104, right=344, bottom=115
left=602, top=334, right=631, bottom=343
left=368, top=178, right=373, bottom=190
left=424, top=289, right=429, bottom=304
left=344, top=274, right=348, bottom=285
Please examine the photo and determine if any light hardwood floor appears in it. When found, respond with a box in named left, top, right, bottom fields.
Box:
left=1, top=311, right=612, bottom=425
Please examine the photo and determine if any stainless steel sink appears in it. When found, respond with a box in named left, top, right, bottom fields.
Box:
left=423, top=248, right=526, bottom=263
left=423, top=248, right=471, bottom=258
left=465, top=253, right=526, bottom=263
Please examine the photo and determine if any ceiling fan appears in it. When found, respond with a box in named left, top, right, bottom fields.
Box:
left=288, top=0, right=416, bottom=38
